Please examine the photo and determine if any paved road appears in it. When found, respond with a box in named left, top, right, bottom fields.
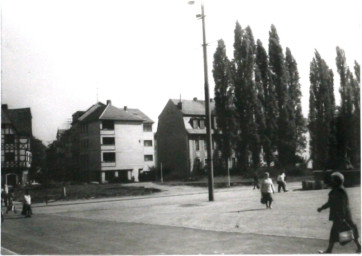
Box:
left=1, top=213, right=329, bottom=255
left=1, top=182, right=361, bottom=254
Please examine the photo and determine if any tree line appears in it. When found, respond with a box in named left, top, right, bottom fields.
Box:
left=213, top=24, right=360, bottom=173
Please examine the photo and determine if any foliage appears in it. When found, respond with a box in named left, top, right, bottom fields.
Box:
left=213, top=39, right=234, bottom=171
left=335, top=48, right=360, bottom=169
left=308, top=51, right=336, bottom=169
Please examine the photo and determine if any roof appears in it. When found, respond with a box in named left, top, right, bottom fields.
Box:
left=1, top=108, right=32, bottom=136
left=100, top=105, right=143, bottom=122
left=170, top=99, right=215, bottom=116
left=1, top=110, right=12, bottom=124
left=79, top=103, right=107, bottom=122
left=78, top=102, right=150, bottom=123
left=126, top=108, right=154, bottom=124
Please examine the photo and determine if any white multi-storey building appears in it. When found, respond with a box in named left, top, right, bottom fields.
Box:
left=70, top=100, right=155, bottom=183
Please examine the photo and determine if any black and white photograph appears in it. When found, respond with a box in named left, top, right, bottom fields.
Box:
left=1, top=0, right=361, bottom=254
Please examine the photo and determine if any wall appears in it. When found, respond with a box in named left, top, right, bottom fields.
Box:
left=157, top=100, right=189, bottom=179
left=101, top=121, right=144, bottom=172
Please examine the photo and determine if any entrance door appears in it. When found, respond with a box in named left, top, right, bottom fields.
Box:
left=6, top=173, right=17, bottom=187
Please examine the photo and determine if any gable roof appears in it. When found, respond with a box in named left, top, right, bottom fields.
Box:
left=79, top=102, right=107, bottom=123
left=2, top=108, right=32, bottom=136
left=170, top=99, right=215, bottom=116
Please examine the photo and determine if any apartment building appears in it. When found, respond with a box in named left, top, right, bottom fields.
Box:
left=70, top=100, right=155, bottom=183
left=156, top=98, right=219, bottom=179
left=1, top=104, right=32, bottom=186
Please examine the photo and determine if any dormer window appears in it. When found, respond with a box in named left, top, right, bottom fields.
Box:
left=199, top=119, right=205, bottom=129
left=192, top=119, right=198, bottom=129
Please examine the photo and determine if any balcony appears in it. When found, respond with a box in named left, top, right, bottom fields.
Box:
left=101, top=145, right=116, bottom=151
left=101, top=130, right=115, bottom=135
left=102, top=162, right=116, bottom=168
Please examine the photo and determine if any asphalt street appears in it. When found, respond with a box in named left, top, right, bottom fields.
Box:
left=1, top=182, right=361, bottom=254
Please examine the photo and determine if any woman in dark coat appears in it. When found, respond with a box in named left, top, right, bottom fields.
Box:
left=317, top=172, right=361, bottom=253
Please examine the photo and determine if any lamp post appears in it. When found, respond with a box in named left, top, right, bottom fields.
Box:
left=189, top=1, right=214, bottom=201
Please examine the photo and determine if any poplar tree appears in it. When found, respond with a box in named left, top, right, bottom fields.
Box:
left=352, top=61, right=360, bottom=167
left=255, top=39, right=276, bottom=166
left=213, top=39, right=234, bottom=172
left=285, top=47, right=306, bottom=161
left=233, top=24, right=260, bottom=170
left=268, top=25, right=293, bottom=167
left=335, top=47, right=358, bottom=168
left=309, top=51, right=336, bottom=169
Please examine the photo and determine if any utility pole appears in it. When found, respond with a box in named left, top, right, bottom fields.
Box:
left=200, top=4, right=214, bottom=201
left=188, top=1, right=214, bottom=201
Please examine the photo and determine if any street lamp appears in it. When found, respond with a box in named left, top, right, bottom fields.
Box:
left=188, top=1, right=214, bottom=201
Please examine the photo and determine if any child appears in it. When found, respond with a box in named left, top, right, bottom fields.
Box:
left=277, top=171, right=288, bottom=192
left=317, top=172, right=361, bottom=253
left=260, top=172, right=275, bottom=209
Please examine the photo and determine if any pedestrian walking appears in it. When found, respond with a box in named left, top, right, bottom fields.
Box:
left=3, top=184, right=9, bottom=207
left=317, top=172, right=361, bottom=253
left=277, top=171, right=288, bottom=192
left=260, top=172, right=275, bottom=209
left=22, top=189, right=32, bottom=218
left=5, top=189, right=17, bottom=214
left=253, top=171, right=260, bottom=190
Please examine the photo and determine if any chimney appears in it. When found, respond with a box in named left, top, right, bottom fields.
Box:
left=124, top=106, right=127, bottom=111
left=2, top=104, right=8, bottom=110
left=193, top=97, right=198, bottom=101
left=106, top=100, right=112, bottom=105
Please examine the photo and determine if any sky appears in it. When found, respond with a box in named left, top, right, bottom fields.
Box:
left=1, top=0, right=361, bottom=145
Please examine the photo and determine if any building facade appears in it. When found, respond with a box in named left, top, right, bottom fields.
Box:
left=65, top=100, right=155, bottom=183
left=1, top=104, right=32, bottom=186
left=156, top=98, right=222, bottom=179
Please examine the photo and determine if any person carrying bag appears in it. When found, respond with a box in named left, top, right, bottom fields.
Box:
left=317, top=172, right=361, bottom=253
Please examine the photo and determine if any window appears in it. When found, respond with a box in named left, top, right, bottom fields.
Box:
left=103, top=152, right=116, bottom=162
left=192, top=119, right=198, bottom=129
left=102, top=137, right=115, bottom=145
left=102, top=120, right=114, bottom=130
left=144, top=140, right=153, bottom=147
left=199, top=119, right=205, bottom=129
left=204, top=140, right=207, bottom=150
left=5, top=152, right=15, bottom=162
left=195, top=139, right=200, bottom=151
left=144, top=155, right=153, bottom=161
left=4, top=134, right=15, bottom=144
left=143, top=124, right=152, bottom=132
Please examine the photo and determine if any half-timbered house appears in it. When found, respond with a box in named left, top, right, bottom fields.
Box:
left=1, top=104, right=32, bottom=186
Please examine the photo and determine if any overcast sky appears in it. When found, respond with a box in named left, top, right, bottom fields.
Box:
left=1, top=0, right=361, bottom=144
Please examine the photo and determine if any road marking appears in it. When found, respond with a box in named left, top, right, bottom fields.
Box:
left=1, top=247, right=17, bottom=255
